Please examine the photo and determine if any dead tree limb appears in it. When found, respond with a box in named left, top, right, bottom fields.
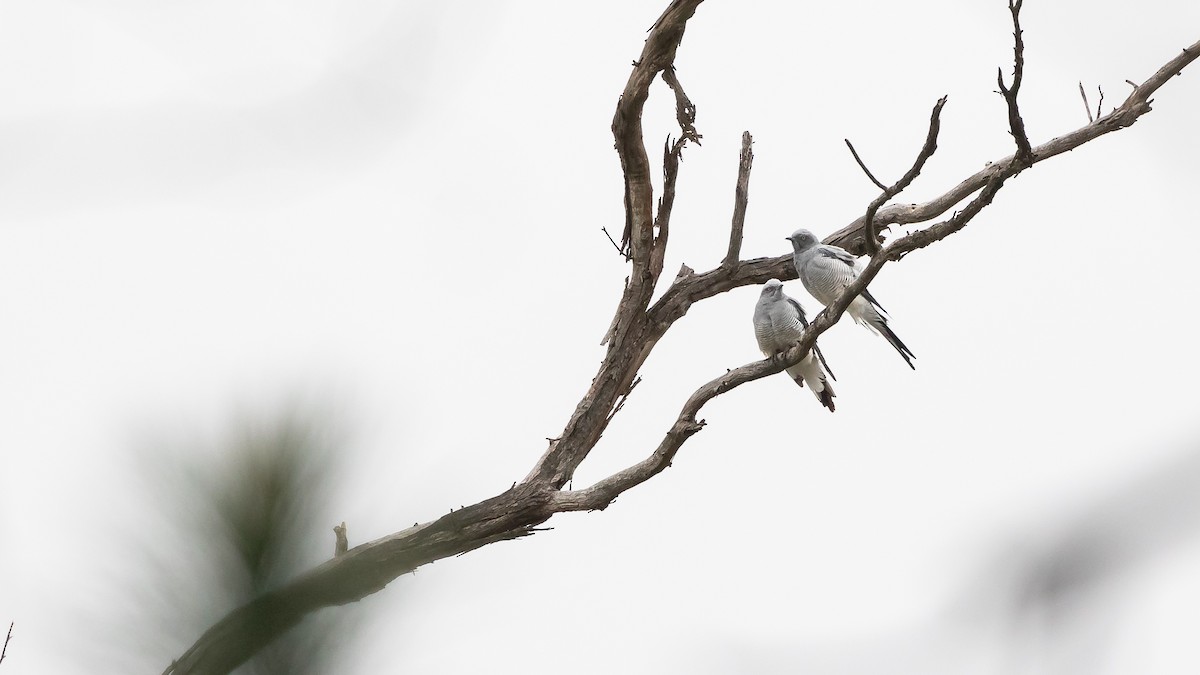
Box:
left=0, top=622, right=11, bottom=666
left=163, top=2, right=1200, bottom=671
left=858, top=97, right=947, bottom=255
left=844, top=139, right=888, bottom=191
left=722, top=131, right=754, bottom=270
left=997, top=0, right=1034, bottom=167
left=828, top=39, right=1200, bottom=255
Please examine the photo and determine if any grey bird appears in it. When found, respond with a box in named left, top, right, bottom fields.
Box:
left=753, top=279, right=837, bottom=412
left=786, top=228, right=916, bottom=369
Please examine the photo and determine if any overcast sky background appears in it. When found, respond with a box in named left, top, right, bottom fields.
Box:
left=3, top=1, right=1200, bottom=673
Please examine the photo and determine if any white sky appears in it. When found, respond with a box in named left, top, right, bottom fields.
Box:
left=3, top=1, right=1200, bottom=673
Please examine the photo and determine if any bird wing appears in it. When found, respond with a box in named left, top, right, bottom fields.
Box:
left=803, top=248, right=860, bottom=305
left=785, top=297, right=809, bottom=328
left=786, top=296, right=836, bottom=381
left=816, top=244, right=858, bottom=268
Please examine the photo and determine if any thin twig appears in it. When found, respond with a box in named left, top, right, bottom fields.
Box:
left=601, top=227, right=626, bottom=257
left=1079, top=82, right=1094, bottom=123
left=0, top=622, right=11, bottom=666
left=722, top=131, right=754, bottom=269
left=826, top=39, right=1200, bottom=255
left=997, top=0, right=1034, bottom=167
left=844, top=139, right=888, bottom=191
left=861, top=97, right=948, bottom=254
left=1096, top=86, right=1105, bottom=120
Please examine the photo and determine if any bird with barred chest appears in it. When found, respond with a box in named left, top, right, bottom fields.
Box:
left=753, top=279, right=837, bottom=412
left=786, top=228, right=916, bottom=370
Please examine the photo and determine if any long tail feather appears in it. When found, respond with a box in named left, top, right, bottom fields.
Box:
left=853, top=296, right=917, bottom=370
left=861, top=288, right=891, bottom=318
left=813, top=343, right=837, bottom=382
left=878, top=321, right=916, bottom=370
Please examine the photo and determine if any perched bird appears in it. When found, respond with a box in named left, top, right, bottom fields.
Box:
left=753, top=279, right=837, bottom=412
left=786, top=228, right=916, bottom=369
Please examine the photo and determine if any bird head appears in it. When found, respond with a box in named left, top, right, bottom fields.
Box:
left=760, top=278, right=785, bottom=297
left=785, top=228, right=819, bottom=252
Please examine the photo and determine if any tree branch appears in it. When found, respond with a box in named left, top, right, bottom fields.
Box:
left=615, top=0, right=704, bottom=265
left=0, top=622, right=11, bottom=666
left=650, top=66, right=701, bottom=283
left=1078, top=82, right=1094, bottom=123
left=828, top=38, right=1200, bottom=254
left=529, top=0, right=705, bottom=489
left=661, top=66, right=702, bottom=148
left=163, top=5, right=1199, bottom=671
left=722, top=131, right=754, bottom=269
left=997, top=0, right=1034, bottom=167
left=164, top=484, right=558, bottom=675
left=843, top=139, right=888, bottom=191
left=860, top=96, right=948, bottom=255
left=560, top=174, right=1010, bottom=512
left=651, top=136, right=683, bottom=278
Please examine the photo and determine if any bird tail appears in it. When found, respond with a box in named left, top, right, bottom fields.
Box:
left=873, top=316, right=916, bottom=370
left=815, top=381, right=836, bottom=412
left=852, top=296, right=916, bottom=370
left=788, top=361, right=837, bottom=412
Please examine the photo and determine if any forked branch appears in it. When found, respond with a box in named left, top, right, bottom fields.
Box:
left=997, top=0, right=1034, bottom=166
left=559, top=173, right=1011, bottom=512
left=163, top=3, right=1200, bottom=672
left=828, top=38, right=1200, bottom=254
left=856, top=96, right=948, bottom=255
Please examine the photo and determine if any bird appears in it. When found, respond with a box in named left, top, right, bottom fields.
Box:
left=786, top=228, right=916, bottom=369
left=753, top=279, right=837, bottom=412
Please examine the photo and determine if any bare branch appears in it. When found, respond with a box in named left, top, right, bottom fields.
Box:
left=844, top=139, right=888, bottom=191
left=651, top=67, right=701, bottom=281
left=0, top=622, right=11, bottom=666
left=1079, top=82, right=1094, bottom=123
left=529, top=0, right=706, bottom=490
left=722, top=131, right=754, bottom=269
left=828, top=38, right=1200, bottom=254
left=862, top=97, right=948, bottom=254
left=652, top=136, right=684, bottom=278
left=615, top=0, right=705, bottom=263
left=333, top=522, right=348, bottom=557
left=560, top=174, right=1011, bottom=512
left=163, top=7, right=1199, bottom=671
left=997, top=0, right=1034, bottom=166
left=1096, top=86, right=1105, bottom=120
left=600, top=227, right=626, bottom=258
left=661, top=66, right=702, bottom=147
left=164, top=483, right=558, bottom=674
